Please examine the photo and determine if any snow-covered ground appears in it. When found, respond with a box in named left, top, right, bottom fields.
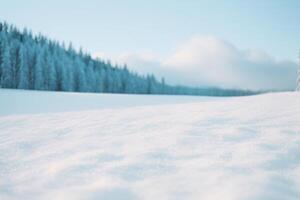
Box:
left=0, top=89, right=215, bottom=116
left=0, top=89, right=300, bottom=200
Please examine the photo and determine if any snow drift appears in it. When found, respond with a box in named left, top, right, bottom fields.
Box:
left=0, top=89, right=300, bottom=200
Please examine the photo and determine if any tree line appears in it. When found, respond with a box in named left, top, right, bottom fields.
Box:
left=0, top=22, right=255, bottom=96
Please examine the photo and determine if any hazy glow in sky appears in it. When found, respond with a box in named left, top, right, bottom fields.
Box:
left=1, top=0, right=299, bottom=90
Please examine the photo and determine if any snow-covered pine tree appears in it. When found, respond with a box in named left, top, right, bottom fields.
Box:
left=60, top=56, right=73, bottom=91
left=85, top=60, right=96, bottom=92
left=73, top=57, right=87, bottom=92
left=43, top=49, right=57, bottom=90
left=34, top=46, right=45, bottom=90
left=17, top=45, right=29, bottom=89
left=0, top=41, right=13, bottom=88
left=0, top=32, right=4, bottom=85
left=10, top=40, right=21, bottom=88
left=120, top=65, right=130, bottom=93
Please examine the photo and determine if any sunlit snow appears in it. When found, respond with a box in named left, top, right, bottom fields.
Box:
left=0, top=89, right=300, bottom=200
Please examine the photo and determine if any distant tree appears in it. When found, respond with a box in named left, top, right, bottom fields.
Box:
left=85, top=60, right=96, bottom=92
left=73, top=57, right=86, bottom=92
left=17, top=45, right=29, bottom=89
left=98, top=66, right=106, bottom=92
left=43, top=50, right=57, bottom=90
left=34, top=47, right=44, bottom=90
left=0, top=42, right=13, bottom=88
left=146, top=74, right=157, bottom=94
left=121, top=65, right=130, bottom=92
left=10, top=40, right=21, bottom=88
left=161, top=77, right=166, bottom=94
left=0, top=32, right=4, bottom=83
left=61, top=57, right=73, bottom=91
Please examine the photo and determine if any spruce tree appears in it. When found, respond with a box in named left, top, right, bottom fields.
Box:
left=0, top=42, right=13, bottom=88
left=17, top=45, right=29, bottom=89
left=34, top=47, right=44, bottom=90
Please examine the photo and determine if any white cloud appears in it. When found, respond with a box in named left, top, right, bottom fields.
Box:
left=92, top=51, right=107, bottom=60
left=94, top=36, right=298, bottom=91
left=117, top=52, right=161, bottom=73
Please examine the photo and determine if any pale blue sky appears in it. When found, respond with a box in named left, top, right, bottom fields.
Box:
left=1, top=0, right=299, bottom=61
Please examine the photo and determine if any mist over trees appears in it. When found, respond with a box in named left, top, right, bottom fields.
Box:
left=0, top=22, right=255, bottom=96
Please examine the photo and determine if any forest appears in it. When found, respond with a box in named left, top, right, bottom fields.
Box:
left=0, top=22, right=255, bottom=96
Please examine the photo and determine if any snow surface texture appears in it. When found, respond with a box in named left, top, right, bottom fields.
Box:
left=0, top=89, right=215, bottom=116
left=0, top=89, right=300, bottom=200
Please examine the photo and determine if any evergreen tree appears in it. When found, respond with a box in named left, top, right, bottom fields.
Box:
left=73, top=57, right=86, bottom=92
left=0, top=42, right=13, bottom=88
left=161, top=77, right=166, bottom=94
left=60, top=57, right=72, bottom=91
left=17, top=45, right=29, bottom=89
left=43, top=50, right=57, bottom=90
left=0, top=32, right=4, bottom=83
left=85, top=60, right=96, bottom=92
left=34, top=47, right=44, bottom=90
left=10, top=40, right=21, bottom=88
